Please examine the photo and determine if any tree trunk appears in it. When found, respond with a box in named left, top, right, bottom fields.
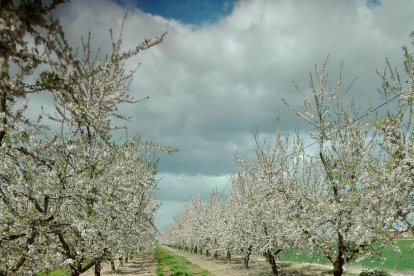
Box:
left=226, top=250, right=231, bottom=263
left=214, top=250, right=218, bottom=259
left=119, top=257, right=123, bottom=267
left=244, top=245, right=252, bottom=269
left=200, top=248, right=202, bottom=255
left=333, top=231, right=345, bottom=276
left=333, top=259, right=344, bottom=276
left=94, top=262, right=101, bottom=276
left=110, top=260, right=116, bottom=271
left=264, top=249, right=278, bottom=276
left=0, top=93, right=7, bottom=146
left=206, top=249, right=209, bottom=257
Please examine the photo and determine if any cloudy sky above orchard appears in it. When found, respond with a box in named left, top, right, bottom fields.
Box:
left=50, top=0, right=414, bottom=230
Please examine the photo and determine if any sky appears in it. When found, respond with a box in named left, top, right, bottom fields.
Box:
left=47, top=0, right=414, bottom=230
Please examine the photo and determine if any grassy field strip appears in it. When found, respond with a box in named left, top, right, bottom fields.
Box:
left=155, top=245, right=211, bottom=276
left=280, top=239, right=414, bottom=273
left=164, top=246, right=255, bottom=276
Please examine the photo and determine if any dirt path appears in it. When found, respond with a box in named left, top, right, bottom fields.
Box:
left=83, top=249, right=156, bottom=275
left=163, top=246, right=245, bottom=276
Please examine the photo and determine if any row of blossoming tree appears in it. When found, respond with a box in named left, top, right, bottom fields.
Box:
left=0, top=1, right=171, bottom=275
left=161, top=37, right=414, bottom=276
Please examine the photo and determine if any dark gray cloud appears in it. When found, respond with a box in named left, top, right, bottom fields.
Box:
left=44, top=0, right=414, bottom=230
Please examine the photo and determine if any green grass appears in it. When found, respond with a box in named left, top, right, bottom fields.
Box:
left=36, top=267, right=69, bottom=276
left=280, top=248, right=327, bottom=264
left=353, top=239, right=414, bottom=271
left=155, top=244, right=210, bottom=276
left=280, top=239, right=414, bottom=272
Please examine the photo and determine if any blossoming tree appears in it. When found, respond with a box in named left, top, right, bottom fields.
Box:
left=374, top=35, right=414, bottom=238
left=282, top=61, right=396, bottom=276
left=0, top=1, right=169, bottom=275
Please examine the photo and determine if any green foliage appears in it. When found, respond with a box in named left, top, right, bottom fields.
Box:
left=359, top=269, right=390, bottom=276
left=155, top=245, right=210, bottom=276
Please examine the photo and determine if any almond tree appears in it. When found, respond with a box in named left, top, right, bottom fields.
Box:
left=375, top=33, right=414, bottom=238
left=161, top=192, right=228, bottom=260
left=225, top=129, right=301, bottom=275
left=161, top=209, right=188, bottom=250
left=225, top=170, right=257, bottom=268
left=161, top=195, right=205, bottom=253
left=285, top=61, right=393, bottom=276
left=49, top=137, right=163, bottom=276
left=0, top=1, right=169, bottom=274
left=195, top=192, right=221, bottom=257
left=35, top=20, right=167, bottom=275
left=0, top=1, right=67, bottom=273
left=102, top=138, right=162, bottom=263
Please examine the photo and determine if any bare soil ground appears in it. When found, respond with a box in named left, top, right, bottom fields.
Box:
left=83, top=249, right=156, bottom=276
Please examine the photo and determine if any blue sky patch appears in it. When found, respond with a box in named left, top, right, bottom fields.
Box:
left=367, top=0, right=381, bottom=7
left=115, top=0, right=237, bottom=25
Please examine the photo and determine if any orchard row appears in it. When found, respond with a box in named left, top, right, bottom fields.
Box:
left=161, top=44, right=414, bottom=276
